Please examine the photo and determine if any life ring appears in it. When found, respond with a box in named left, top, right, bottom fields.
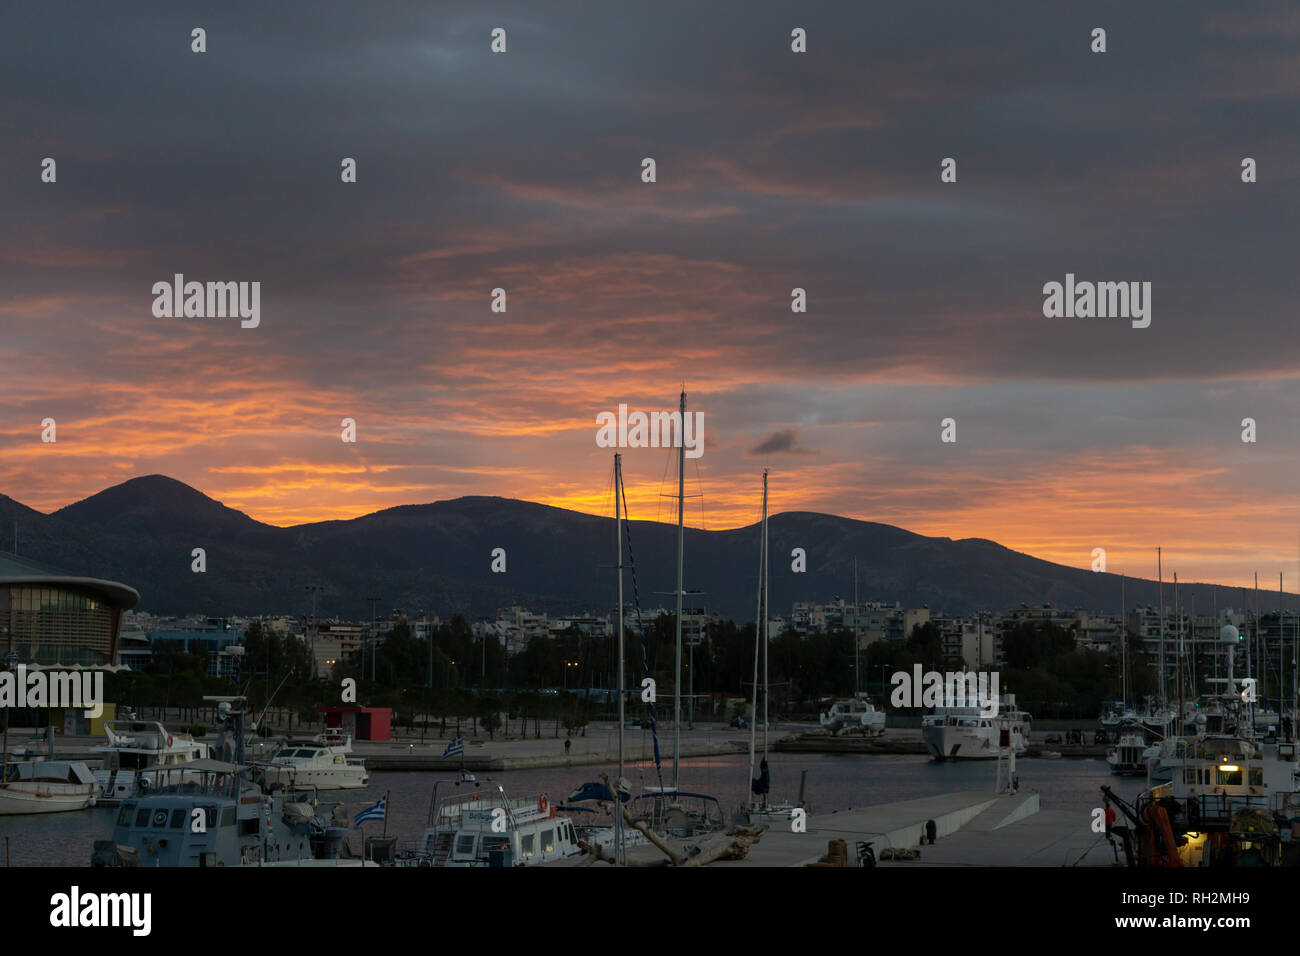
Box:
left=167, top=736, right=174, bottom=747
left=539, top=794, right=550, bottom=814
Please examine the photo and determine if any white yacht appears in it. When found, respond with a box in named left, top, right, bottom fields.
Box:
left=91, top=720, right=210, bottom=805
left=1107, top=731, right=1148, bottom=775
left=0, top=760, right=98, bottom=815
left=819, top=696, right=886, bottom=736
left=396, top=782, right=585, bottom=866
left=922, top=695, right=1031, bottom=761
left=260, top=731, right=368, bottom=791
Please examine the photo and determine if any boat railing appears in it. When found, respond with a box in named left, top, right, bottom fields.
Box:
left=1139, top=790, right=1280, bottom=825
left=135, top=765, right=242, bottom=799
left=429, top=794, right=541, bottom=832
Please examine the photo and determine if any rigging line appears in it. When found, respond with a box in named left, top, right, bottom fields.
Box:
left=692, top=457, right=706, bottom=530
left=619, top=471, right=667, bottom=794
left=657, top=443, right=674, bottom=526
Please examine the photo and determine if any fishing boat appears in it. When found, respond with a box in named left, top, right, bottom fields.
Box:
left=0, top=760, right=98, bottom=815
left=259, top=729, right=368, bottom=791
left=91, top=698, right=351, bottom=867
left=1101, top=626, right=1300, bottom=867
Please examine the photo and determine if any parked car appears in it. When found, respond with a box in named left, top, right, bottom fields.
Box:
left=730, top=716, right=749, bottom=729
left=1044, top=732, right=1062, bottom=744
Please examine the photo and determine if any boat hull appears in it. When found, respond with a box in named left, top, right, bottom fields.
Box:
left=923, top=726, right=999, bottom=760
left=0, top=783, right=96, bottom=815
left=261, top=767, right=368, bottom=790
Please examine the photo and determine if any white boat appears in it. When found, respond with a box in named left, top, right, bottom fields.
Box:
left=260, top=731, right=368, bottom=791
left=819, top=696, right=886, bottom=737
left=1107, top=732, right=1148, bottom=775
left=922, top=695, right=1031, bottom=761
left=0, top=760, right=98, bottom=814
left=398, top=782, right=585, bottom=866
left=91, top=720, right=209, bottom=804
left=1099, top=702, right=1139, bottom=731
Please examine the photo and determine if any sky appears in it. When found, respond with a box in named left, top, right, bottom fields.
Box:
left=2, top=1, right=1299, bottom=590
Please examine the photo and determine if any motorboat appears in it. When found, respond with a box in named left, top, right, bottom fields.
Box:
left=923, top=695, right=1031, bottom=761
left=259, top=730, right=368, bottom=791
left=1107, top=732, right=1148, bottom=776
left=395, top=780, right=585, bottom=866
left=819, top=696, right=886, bottom=737
left=0, top=760, right=98, bottom=815
left=91, top=719, right=209, bottom=806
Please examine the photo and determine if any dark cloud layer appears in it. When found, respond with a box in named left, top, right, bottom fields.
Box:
left=2, top=1, right=1298, bottom=587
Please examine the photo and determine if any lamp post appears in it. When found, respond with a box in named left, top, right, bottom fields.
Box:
left=305, top=585, right=323, bottom=680
left=366, top=597, right=380, bottom=683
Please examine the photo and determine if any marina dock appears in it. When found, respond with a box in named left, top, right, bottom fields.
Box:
left=10, top=724, right=1109, bottom=771
left=579, top=790, right=1116, bottom=868
left=717, top=791, right=1114, bottom=867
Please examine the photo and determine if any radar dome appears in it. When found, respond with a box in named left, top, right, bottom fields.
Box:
left=1220, top=624, right=1239, bottom=643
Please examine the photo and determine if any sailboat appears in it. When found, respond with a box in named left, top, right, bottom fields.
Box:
left=740, top=470, right=799, bottom=821
left=628, top=391, right=724, bottom=834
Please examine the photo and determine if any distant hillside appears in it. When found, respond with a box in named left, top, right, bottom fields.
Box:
left=0, top=474, right=1283, bottom=621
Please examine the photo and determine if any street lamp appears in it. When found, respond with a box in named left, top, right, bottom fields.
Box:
left=305, top=585, right=323, bottom=680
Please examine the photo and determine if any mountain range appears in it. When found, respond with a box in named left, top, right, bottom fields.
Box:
left=0, top=475, right=1284, bottom=623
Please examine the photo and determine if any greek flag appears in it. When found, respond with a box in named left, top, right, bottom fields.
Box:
left=353, top=796, right=386, bottom=826
left=442, top=737, right=464, bottom=759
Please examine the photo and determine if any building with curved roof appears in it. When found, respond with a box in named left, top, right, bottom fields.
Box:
left=0, top=552, right=140, bottom=666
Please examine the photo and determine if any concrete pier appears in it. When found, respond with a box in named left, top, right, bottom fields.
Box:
left=710, top=790, right=1114, bottom=867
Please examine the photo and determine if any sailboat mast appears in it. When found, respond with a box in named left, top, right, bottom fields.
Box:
left=614, top=453, right=625, bottom=865
left=1157, top=547, right=1165, bottom=702
left=746, top=470, right=766, bottom=806
left=762, top=470, right=770, bottom=756
left=1256, top=572, right=1263, bottom=713
left=673, top=389, right=685, bottom=792
left=1175, top=572, right=1183, bottom=722
left=853, top=558, right=860, bottom=697
left=1120, top=573, right=1126, bottom=706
